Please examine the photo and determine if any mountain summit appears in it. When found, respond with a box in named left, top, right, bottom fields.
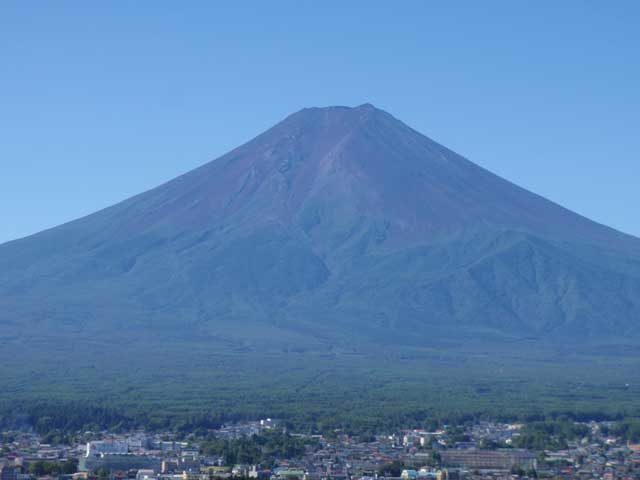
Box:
left=1, top=104, right=639, bottom=347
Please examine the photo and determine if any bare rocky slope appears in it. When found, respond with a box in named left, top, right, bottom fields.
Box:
left=1, top=104, right=640, bottom=349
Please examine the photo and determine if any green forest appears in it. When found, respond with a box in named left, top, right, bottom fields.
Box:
left=1, top=338, right=639, bottom=436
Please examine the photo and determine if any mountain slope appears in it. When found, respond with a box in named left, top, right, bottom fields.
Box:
left=1, top=104, right=640, bottom=347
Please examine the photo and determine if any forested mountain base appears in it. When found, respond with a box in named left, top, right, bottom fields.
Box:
left=1, top=338, right=639, bottom=434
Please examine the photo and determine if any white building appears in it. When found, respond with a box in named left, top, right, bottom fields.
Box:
left=86, top=440, right=129, bottom=457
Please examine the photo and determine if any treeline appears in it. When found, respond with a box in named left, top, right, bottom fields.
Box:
left=200, top=430, right=314, bottom=467
left=0, top=402, right=253, bottom=437
left=512, top=420, right=591, bottom=450
left=0, top=402, right=139, bottom=436
left=602, top=419, right=640, bottom=443
left=1, top=400, right=639, bottom=441
left=28, top=459, right=78, bottom=476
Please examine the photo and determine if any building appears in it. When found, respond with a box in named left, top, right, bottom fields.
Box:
left=136, top=470, right=157, bottom=480
left=401, top=470, right=418, bottom=480
left=86, top=441, right=129, bottom=457
left=1, top=466, right=21, bottom=480
left=79, top=455, right=162, bottom=473
left=273, top=468, right=306, bottom=480
left=439, top=449, right=536, bottom=471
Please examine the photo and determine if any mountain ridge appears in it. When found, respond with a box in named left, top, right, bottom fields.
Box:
left=3, top=104, right=638, bottom=250
left=1, top=104, right=639, bottom=347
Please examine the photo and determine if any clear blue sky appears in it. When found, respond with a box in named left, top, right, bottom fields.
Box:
left=2, top=1, right=639, bottom=244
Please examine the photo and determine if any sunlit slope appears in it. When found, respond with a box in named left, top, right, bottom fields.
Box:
left=1, top=104, right=639, bottom=346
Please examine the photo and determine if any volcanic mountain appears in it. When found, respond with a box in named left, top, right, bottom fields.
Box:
left=2, top=104, right=640, bottom=348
